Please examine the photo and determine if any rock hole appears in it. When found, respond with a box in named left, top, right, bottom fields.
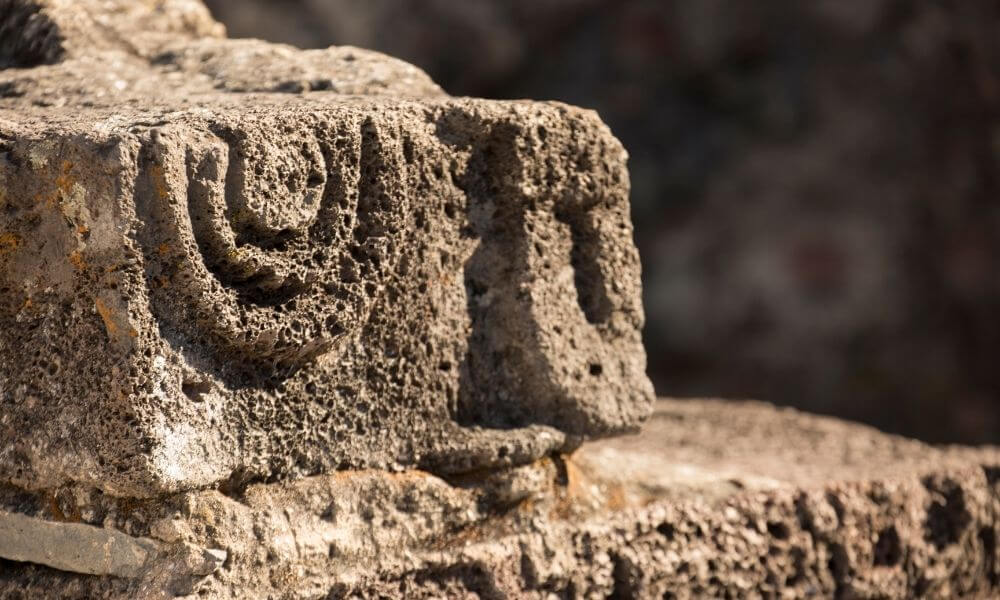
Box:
left=767, top=521, right=791, bottom=541
left=306, top=171, right=324, bottom=188
left=873, top=526, right=902, bottom=567
left=980, top=527, right=998, bottom=587
left=555, top=208, right=613, bottom=325
left=182, top=379, right=213, bottom=401
left=589, top=363, right=603, bottom=376
left=656, top=522, right=676, bottom=541
left=609, top=554, right=637, bottom=599
left=984, top=465, right=1000, bottom=487
left=402, top=138, right=415, bottom=164
left=310, top=79, right=333, bottom=91
left=827, top=542, right=850, bottom=592
left=923, top=477, right=971, bottom=550
left=787, top=546, right=808, bottom=585
left=0, top=81, right=22, bottom=97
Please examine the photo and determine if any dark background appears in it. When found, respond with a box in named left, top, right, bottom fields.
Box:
left=205, top=0, right=1000, bottom=445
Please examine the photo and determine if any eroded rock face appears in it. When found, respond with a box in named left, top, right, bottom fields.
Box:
left=0, top=0, right=653, bottom=496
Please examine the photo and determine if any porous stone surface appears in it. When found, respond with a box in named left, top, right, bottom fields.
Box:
left=0, top=0, right=652, bottom=496
left=208, top=0, right=1000, bottom=447
left=1, top=399, right=998, bottom=599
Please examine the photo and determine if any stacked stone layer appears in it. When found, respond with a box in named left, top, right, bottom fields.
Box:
left=1, top=400, right=998, bottom=599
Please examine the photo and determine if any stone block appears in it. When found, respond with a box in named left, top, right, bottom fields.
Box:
left=1, top=399, right=997, bottom=598
left=0, top=0, right=653, bottom=496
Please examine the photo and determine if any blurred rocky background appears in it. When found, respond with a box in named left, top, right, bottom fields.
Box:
left=204, top=0, right=1000, bottom=445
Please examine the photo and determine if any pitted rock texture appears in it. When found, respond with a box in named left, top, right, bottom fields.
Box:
left=0, top=0, right=652, bottom=496
left=0, top=399, right=997, bottom=599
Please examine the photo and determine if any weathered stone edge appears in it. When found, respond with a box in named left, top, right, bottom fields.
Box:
left=1, top=462, right=997, bottom=598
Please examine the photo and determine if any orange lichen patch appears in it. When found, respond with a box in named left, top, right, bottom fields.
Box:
left=0, top=232, right=21, bottom=258
left=47, top=495, right=67, bottom=522
left=45, top=161, right=77, bottom=210
left=95, top=298, right=119, bottom=338
left=545, top=453, right=624, bottom=520
left=603, top=483, right=628, bottom=512
left=95, top=297, right=139, bottom=343
left=32, top=161, right=83, bottom=216
left=76, top=224, right=90, bottom=236
left=68, top=250, right=87, bottom=271
left=563, top=454, right=587, bottom=498
left=55, top=161, right=75, bottom=194
left=149, top=164, right=171, bottom=201
left=46, top=493, right=82, bottom=523
left=157, top=243, right=170, bottom=256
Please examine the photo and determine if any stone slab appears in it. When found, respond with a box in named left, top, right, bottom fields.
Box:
left=1, top=399, right=997, bottom=598
left=0, top=0, right=653, bottom=496
left=0, top=510, right=225, bottom=580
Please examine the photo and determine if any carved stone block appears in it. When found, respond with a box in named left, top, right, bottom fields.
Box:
left=0, top=0, right=653, bottom=496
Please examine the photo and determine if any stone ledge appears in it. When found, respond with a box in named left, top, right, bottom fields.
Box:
left=1, top=399, right=997, bottom=599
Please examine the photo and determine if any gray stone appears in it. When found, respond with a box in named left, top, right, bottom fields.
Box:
left=0, top=508, right=228, bottom=586
left=0, top=510, right=160, bottom=578
left=1, top=399, right=998, bottom=598
left=0, top=0, right=653, bottom=497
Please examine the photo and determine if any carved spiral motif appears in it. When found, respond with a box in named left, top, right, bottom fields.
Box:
left=139, top=116, right=407, bottom=375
